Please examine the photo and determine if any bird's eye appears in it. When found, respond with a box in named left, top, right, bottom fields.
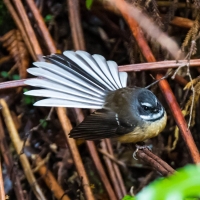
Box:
left=143, top=106, right=149, bottom=111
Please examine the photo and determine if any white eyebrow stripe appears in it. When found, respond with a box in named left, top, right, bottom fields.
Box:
left=141, top=102, right=153, bottom=107
left=140, top=108, right=164, bottom=120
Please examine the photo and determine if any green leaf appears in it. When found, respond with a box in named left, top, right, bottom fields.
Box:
left=23, top=96, right=35, bottom=105
left=39, top=119, right=48, bottom=128
left=44, top=14, right=53, bottom=22
left=135, top=165, right=200, bottom=200
left=86, top=0, right=93, bottom=10
left=12, top=74, right=20, bottom=80
left=23, top=88, right=28, bottom=92
left=122, top=195, right=135, bottom=200
left=1, top=71, right=9, bottom=78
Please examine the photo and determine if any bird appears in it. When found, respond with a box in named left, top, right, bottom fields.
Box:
left=24, top=50, right=167, bottom=143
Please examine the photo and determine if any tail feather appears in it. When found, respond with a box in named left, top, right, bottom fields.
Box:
left=25, top=89, right=104, bottom=104
left=34, top=98, right=103, bottom=108
left=33, top=62, right=105, bottom=95
left=119, top=72, right=128, bottom=88
left=24, top=79, right=104, bottom=101
left=106, top=61, right=123, bottom=88
left=63, top=51, right=115, bottom=91
left=92, top=54, right=119, bottom=90
left=76, top=51, right=118, bottom=90
left=45, top=54, right=108, bottom=90
left=27, top=68, right=104, bottom=97
left=25, top=51, right=128, bottom=108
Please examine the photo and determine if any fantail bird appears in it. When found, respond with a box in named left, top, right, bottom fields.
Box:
left=24, top=51, right=167, bottom=143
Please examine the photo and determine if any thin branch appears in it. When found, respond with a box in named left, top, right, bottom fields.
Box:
left=32, top=155, right=70, bottom=200
left=56, top=108, right=95, bottom=200
left=25, top=0, right=56, bottom=54
left=12, top=0, right=43, bottom=58
left=136, top=149, right=175, bottom=176
left=0, top=117, right=25, bottom=200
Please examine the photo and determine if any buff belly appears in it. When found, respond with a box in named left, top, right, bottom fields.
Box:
left=117, top=112, right=167, bottom=143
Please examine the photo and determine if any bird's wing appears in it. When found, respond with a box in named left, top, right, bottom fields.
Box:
left=70, top=110, right=133, bottom=140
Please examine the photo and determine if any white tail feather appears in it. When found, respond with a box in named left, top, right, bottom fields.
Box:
left=25, top=89, right=104, bottom=104
left=33, top=62, right=104, bottom=93
left=119, top=72, right=128, bottom=88
left=76, top=51, right=120, bottom=90
left=27, top=68, right=105, bottom=97
left=24, top=79, right=104, bottom=101
left=34, top=98, right=103, bottom=109
left=107, top=61, right=123, bottom=88
left=92, top=54, right=118, bottom=90
left=63, top=51, right=114, bottom=90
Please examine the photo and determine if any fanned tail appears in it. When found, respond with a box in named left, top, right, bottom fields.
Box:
left=24, top=50, right=128, bottom=109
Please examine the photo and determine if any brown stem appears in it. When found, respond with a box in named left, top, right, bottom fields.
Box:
left=136, top=149, right=175, bottom=176
left=25, top=0, right=56, bottom=54
left=86, top=141, right=118, bottom=200
left=12, top=0, right=43, bottom=58
left=170, top=17, right=193, bottom=29
left=3, top=0, right=37, bottom=60
left=157, top=74, right=200, bottom=163
left=105, top=139, right=126, bottom=196
left=56, top=108, right=95, bottom=200
left=67, top=0, right=86, bottom=50
left=0, top=156, right=5, bottom=200
left=0, top=117, right=25, bottom=200
left=101, top=140, right=123, bottom=199
left=33, top=155, right=70, bottom=200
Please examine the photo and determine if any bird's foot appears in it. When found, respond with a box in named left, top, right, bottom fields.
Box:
left=132, top=144, right=152, bottom=160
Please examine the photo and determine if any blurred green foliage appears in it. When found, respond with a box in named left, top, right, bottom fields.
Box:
left=1, top=71, right=20, bottom=80
left=39, top=119, right=48, bottom=129
left=44, top=14, right=53, bottom=23
left=1, top=71, right=9, bottom=78
left=86, top=0, right=93, bottom=10
left=23, top=88, right=35, bottom=105
left=123, top=165, right=200, bottom=200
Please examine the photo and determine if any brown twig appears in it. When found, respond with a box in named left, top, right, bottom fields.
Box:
left=86, top=141, right=118, bottom=200
left=0, top=99, right=47, bottom=200
left=170, top=17, right=193, bottom=29
left=101, top=140, right=123, bottom=199
left=136, top=149, right=175, bottom=176
left=118, top=59, right=200, bottom=72
left=3, top=0, right=37, bottom=60
left=98, top=148, right=126, bottom=168
left=0, top=117, right=25, bottom=200
left=157, top=74, right=200, bottom=163
left=0, top=156, right=5, bottom=200
left=56, top=108, right=95, bottom=200
left=33, top=155, right=70, bottom=200
left=67, top=0, right=86, bottom=50
left=12, top=0, right=43, bottom=58
left=25, top=0, right=56, bottom=54
left=105, top=139, right=126, bottom=196
left=0, top=79, right=37, bottom=90
left=111, top=0, right=200, bottom=163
